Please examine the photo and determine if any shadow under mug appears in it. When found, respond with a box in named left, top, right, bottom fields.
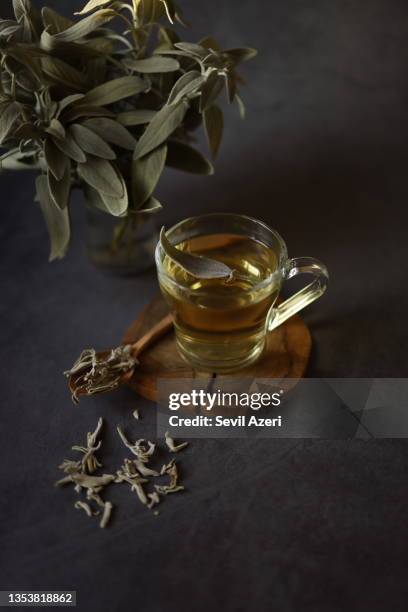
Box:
left=155, top=213, right=328, bottom=373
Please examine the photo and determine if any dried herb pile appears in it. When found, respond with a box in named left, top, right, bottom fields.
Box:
left=0, top=0, right=256, bottom=260
left=56, top=417, right=189, bottom=528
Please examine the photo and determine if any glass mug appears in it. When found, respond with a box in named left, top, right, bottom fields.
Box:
left=155, top=213, right=328, bottom=373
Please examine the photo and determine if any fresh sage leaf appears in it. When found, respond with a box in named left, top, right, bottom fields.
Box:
left=160, top=227, right=233, bottom=279
left=41, top=56, right=87, bottom=91
left=174, top=42, right=207, bottom=57
left=70, top=123, right=116, bottom=160
left=117, top=109, right=157, bottom=126
left=41, top=7, right=73, bottom=33
left=36, top=175, right=70, bottom=261
left=48, top=159, right=71, bottom=210
left=166, top=141, right=214, bottom=175
left=44, top=138, right=68, bottom=180
left=132, top=144, right=167, bottom=208
left=83, top=117, right=136, bottom=150
left=85, top=177, right=128, bottom=217
left=135, top=196, right=163, bottom=215
left=77, top=156, right=124, bottom=197
left=199, top=71, right=224, bottom=111
left=75, top=0, right=112, bottom=15
left=204, top=104, right=223, bottom=158
left=61, top=105, right=116, bottom=123
left=167, top=70, right=204, bottom=105
left=133, top=99, right=188, bottom=160
left=52, top=9, right=116, bottom=42
left=52, top=132, right=87, bottom=163
left=224, top=47, right=258, bottom=64
left=45, top=118, right=65, bottom=140
left=235, top=93, right=246, bottom=119
left=0, top=102, right=21, bottom=144
left=125, top=56, right=180, bottom=73
left=81, top=75, right=148, bottom=107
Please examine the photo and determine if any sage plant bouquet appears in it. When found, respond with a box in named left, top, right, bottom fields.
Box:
left=0, top=0, right=256, bottom=260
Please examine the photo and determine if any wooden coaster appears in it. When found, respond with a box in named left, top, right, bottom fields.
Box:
left=123, top=295, right=311, bottom=401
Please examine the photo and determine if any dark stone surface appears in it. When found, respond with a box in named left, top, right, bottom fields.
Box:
left=1, top=1, right=408, bottom=610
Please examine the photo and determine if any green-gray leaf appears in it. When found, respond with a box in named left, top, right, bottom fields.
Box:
left=41, top=7, right=73, bottom=33
left=199, top=71, right=224, bottom=111
left=81, top=76, right=148, bottom=107
left=132, top=144, right=167, bottom=209
left=77, top=156, right=124, bottom=197
left=160, top=227, right=233, bottom=279
left=166, top=141, right=214, bottom=175
left=83, top=118, right=136, bottom=150
left=167, top=71, right=204, bottom=105
left=70, top=124, right=116, bottom=160
left=75, top=0, right=112, bottom=15
left=52, top=132, right=87, bottom=163
left=117, top=110, right=157, bottom=126
left=44, top=138, right=68, bottom=180
left=125, top=56, right=180, bottom=73
left=133, top=99, right=188, bottom=160
left=45, top=118, right=65, bottom=140
left=224, top=47, right=258, bottom=64
left=0, top=102, right=21, bottom=144
left=134, top=196, right=163, bottom=216
left=61, top=105, right=115, bottom=122
left=36, top=175, right=70, bottom=261
left=174, top=42, right=207, bottom=57
left=48, top=160, right=71, bottom=210
left=204, top=104, right=223, bottom=158
left=53, top=9, right=115, bottom=42
left=84, top=179, right=128, bottom=217
left=41, top=56, right=87, bottom=91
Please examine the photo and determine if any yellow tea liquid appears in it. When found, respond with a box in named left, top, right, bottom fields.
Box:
left=159, top=233, right=280, bottom=372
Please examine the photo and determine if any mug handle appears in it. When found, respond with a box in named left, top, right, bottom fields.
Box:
left=267, top=257, right=329, bottom=331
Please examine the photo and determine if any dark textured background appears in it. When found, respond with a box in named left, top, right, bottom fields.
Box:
left=1, top=1, right=408, bottom=610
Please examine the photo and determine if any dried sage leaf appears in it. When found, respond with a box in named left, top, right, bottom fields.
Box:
left=204, top=104, right=223, bottom=159
left=131, top=144, right=167, bottom=208
left=133, top=99, right=188, bottom=160
left=74, top=500, right=94, bottom=517
left=99, top=501, right=113, bottom=528
left=160, top=227, right=233, bottom=279
left=36, top=175, right=70, bottom=261
left=166, top=141, right=214, bottom=175
left=165, top=431, right=189, bottom=453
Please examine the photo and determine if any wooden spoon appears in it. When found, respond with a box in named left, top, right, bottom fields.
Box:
left=66, top=313, right=173, bottom=402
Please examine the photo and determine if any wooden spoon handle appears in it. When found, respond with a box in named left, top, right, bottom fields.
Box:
left=130, top=312, right=173, bottom=357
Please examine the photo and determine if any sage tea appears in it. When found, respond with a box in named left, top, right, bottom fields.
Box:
left=158, top=232, right=280, bottom=372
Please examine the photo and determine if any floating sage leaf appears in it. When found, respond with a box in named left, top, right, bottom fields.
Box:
left=132, top=144, right=167, bottom=208
left=166, top=141, right=214, bottom=175
left=77, top=156, right=124, bottom=197
left=160, top=227, right=233, bottom=279
left=83, top=117, right=136, bottom=150
left=70, top=123, right=116, bottom=160
left=81, top=75, right=149, bottom=107
left=133, top=99, right=188, bottom=160
left=204, top=104, right=223, bottom=159
left=36, top=175, right=70, bottom=261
